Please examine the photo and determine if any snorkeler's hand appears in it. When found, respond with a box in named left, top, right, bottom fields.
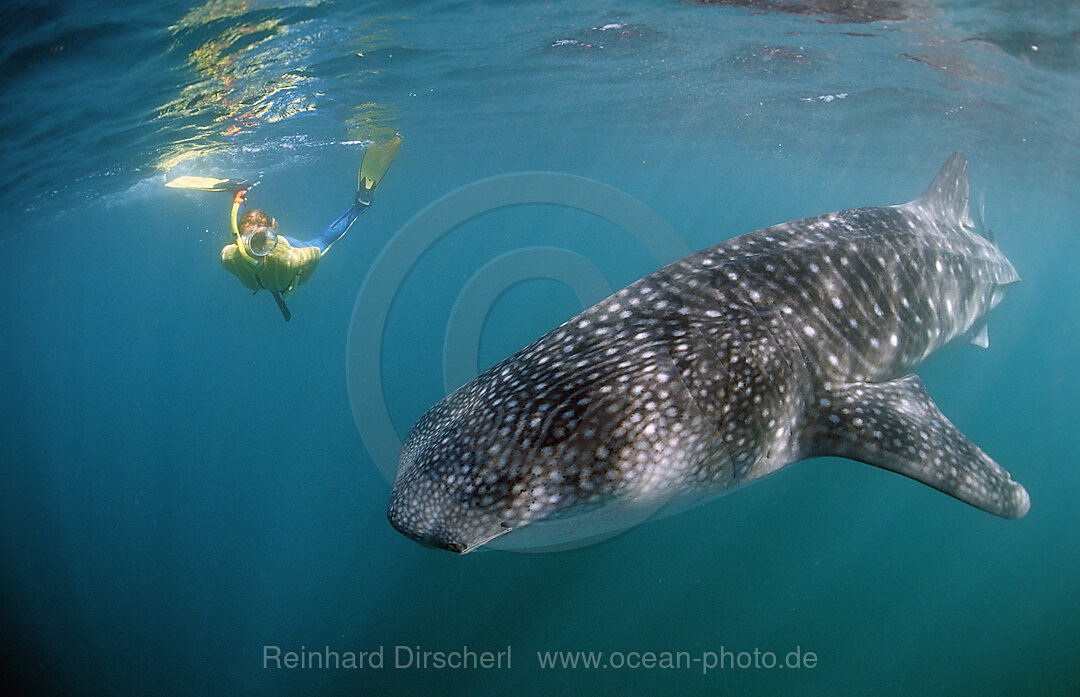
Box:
left=233, top=180, right=258, bottom=201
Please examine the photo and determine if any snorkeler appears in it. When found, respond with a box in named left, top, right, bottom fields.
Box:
left=224, top=136, right=400, bottom=321
left=171, top=136, right=401, bottom=321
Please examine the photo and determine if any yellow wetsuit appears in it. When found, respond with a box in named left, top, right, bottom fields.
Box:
left=218, top=135, right=401, bottom=306
left=220, top=238, right=321, bottom=296
left=220, top=187, right=324, bottom=299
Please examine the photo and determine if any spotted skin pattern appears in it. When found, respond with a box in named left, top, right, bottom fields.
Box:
left=388, top=153, right=1029, bottom=553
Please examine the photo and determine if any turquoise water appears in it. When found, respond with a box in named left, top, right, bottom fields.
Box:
left=2, top=1, right=1079, bottom=695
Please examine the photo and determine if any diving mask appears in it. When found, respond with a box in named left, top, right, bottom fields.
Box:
left=242, top=226, right=279, bottom=257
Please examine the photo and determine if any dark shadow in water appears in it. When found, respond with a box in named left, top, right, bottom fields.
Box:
left=694, top=0, right=934, bottom=23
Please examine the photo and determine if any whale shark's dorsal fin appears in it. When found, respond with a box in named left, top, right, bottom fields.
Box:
left=910, top=151, right=974, bottom=229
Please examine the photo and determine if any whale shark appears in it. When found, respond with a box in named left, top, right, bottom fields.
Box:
left=387, top=152, right=1029, bottom=553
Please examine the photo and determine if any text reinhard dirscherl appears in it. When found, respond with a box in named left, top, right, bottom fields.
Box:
left=262, top=645, right=819, bottom=675
left=263, top=645, right=512, bottom=671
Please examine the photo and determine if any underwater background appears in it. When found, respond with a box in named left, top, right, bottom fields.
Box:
left=2, top=0, right=1078, bottom=695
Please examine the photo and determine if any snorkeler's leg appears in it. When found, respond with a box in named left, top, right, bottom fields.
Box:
left=298, top=203, right=366, bottom=253
left=291, top=137, right=399, bottom=253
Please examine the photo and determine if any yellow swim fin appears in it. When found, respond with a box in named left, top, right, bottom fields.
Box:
left=165, top=175, right=249, bottom=192
left=358, top=135, right=402, bottom=193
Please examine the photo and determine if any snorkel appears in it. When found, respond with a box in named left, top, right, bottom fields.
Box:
left=231, top=189, right=263, bottom=266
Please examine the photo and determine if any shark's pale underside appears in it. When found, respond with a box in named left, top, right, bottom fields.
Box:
left=387, top=153, right=1029, bottom=553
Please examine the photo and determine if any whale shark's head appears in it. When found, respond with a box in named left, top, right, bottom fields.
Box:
left=386, top=370, right=600, bottom=553
left=385, top=344, right=678, bottom=553
left=387, top=424, right=516, bottom=553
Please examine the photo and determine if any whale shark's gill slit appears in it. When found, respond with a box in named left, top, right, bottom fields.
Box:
left=658, top=331, right=736, bottom=486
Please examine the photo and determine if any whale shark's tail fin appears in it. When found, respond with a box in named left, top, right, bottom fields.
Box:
left=910, top=151, right=975, bottom=229
left=806, top=375, right=1030, bottom=519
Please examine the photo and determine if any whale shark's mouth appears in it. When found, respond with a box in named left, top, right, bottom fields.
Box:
left=450, top=525, right=515, bottom=554
left=386, top=475, right=521, bottom=553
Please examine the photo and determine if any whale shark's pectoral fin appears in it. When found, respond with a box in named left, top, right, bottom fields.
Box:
left=969, top=322, right=990, bottom=349
left=807, top=375, right=1029, bottom=518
